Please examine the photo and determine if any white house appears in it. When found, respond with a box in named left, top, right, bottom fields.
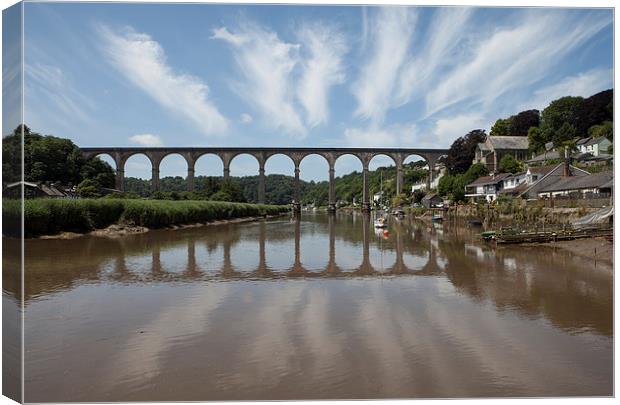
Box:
left=576, top=137, right=612, bottom=157
left=464, top=173, right=512, bottom=202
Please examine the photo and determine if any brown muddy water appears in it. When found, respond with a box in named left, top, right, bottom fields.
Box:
left=3, top=213, right=613, bottom=401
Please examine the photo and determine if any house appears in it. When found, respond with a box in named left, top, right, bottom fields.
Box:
left=465, top=173, right=512, bottom=202
left=3, top=181, right=75, bottom=199
left=576, top=136, right=612, bottom=157
left=497, top=172, right=529, bottom=196
left=472, top=136, right=529, bottom=173
left=410, top=162, right=447, bottom=193
left=373, top=191, right=383, bottom=203
left=421, top=193, right=444, bottom=208
left=517, top=163, right=590, bottom=200
left=537, top=171, right=614, bottom=198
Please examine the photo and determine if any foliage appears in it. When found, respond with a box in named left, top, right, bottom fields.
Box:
left=527, top=126, right=546, bottom=154
left=437, top=163, right=488, bottom=202
left=3, top=199, right=289, bottom=237
left=445, top=129, right=487, bottom=175
left=77, top=179, right=102, bottom=198
left=490, top=118, right=511, bottom=136
left=508, top=110, right=540, bottom=136
left=573, top=89, right=613, bottom=136
left=498, top=155, right=524, bottom=174
left=588, top=120, right=613, bottom=142
left=2, top=125, right=115, bottom=187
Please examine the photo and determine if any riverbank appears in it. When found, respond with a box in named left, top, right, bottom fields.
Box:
left=3, top=199, right=290, bottom=238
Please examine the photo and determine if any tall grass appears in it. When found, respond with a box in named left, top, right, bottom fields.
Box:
left=3, top=199, right=289, bottom=238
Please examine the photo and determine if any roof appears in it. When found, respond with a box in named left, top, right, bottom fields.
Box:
left=499, top=182, right=529, bottom=195
left=528, top=165, right=560, bottom=176
left=466, top=173, right=512, bottom=187
left=584, top=136, right=611, bottom=146
left=5, top=181, right=38, bottom=189
left=538, top=172, right=614, bottom=193
left=600, top=179, right=614, bottom=189
left=477, top=142, right=491, bottom=151
left=526, top=150, right=561, bottom=163
left=576, top=137, right=591, bottom=146
left=422, top=193, right=441, bottom=201
left=487, top=136, right=529, bottom=150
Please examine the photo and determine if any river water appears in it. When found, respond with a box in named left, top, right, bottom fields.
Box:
left=4, top=213, right=613, bottom=401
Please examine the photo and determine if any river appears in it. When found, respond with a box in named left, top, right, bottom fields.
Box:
left=3, top=213, right=613, bottom=401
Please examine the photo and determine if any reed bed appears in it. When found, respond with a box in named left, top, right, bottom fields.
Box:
left=3, top=199, right=289, bottom=237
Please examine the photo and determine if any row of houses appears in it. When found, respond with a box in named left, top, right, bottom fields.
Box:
left=465, top=163, right=613, bottom=202
left=472, top=135, right=612, bottom=173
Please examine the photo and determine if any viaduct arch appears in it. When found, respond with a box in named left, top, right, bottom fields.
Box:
left=81, top=147, right=449, bottom=212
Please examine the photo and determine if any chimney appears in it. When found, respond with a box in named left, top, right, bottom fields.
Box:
left=563, top=146, right=571, bottom=177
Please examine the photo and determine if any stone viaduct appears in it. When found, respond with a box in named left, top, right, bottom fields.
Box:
left=80, top=147, right=449, bottom=211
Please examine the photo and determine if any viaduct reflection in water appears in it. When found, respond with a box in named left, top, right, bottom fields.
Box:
left=6, top=213, right=612, bottom=338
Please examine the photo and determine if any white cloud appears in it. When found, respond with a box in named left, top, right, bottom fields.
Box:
left=352, top=7, right=417, bottom=123
left=297, top=24, right=347, bottom=127
left=25, top=63, right=95, bottom=125
left=129, top=133, right=163, bottom=146
left=212, top=23, right=306, bottom=137
left=240, top=113, right=253, bottom=124
left=395, top=7, right=474, bottom=106
left=432, top=113, right=488, bottom=148
left=522, top=68, right=613, bottom=111
left=98, top=25, right=228, bottom=137
left=343, top=122, right=419, bottom=148
left=425, top=10, right=612, bottom=117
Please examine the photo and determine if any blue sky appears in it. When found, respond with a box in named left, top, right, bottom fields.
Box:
left=18, top=3, right=613, bottom=180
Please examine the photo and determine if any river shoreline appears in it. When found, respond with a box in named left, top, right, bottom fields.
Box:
left=33, top=213, right=288, bottom=240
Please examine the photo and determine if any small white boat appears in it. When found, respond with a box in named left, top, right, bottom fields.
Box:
left=374, top=217, right=387, bottom=228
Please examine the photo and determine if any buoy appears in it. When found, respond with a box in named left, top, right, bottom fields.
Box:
left=383, top=230, right=390, bottom=237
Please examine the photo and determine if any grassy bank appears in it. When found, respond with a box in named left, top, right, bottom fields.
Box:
left=3, top=199, right=290, bottom=238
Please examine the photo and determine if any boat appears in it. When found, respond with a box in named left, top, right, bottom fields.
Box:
left=481, top=231, right=496, bottom=241
left=467, top=219, right=483, bottom=226
left=374, top=217, right=387, bottom=228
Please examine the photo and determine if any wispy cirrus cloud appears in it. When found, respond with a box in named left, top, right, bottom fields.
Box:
left=129, top=133, right=163, bottom=146
left=25, top=63, right=96, bottom=124
left=352, top=7, right=417, bottom=124
left=212, top=21, right=347, bottom=137
left=424, top=10, right=612, bottom=117
left=521, top=67, right=613, bottom=111
left=395, top=7, right=474, bottom=107
left=98, top=25, right=228, bottom=137
left=297, top=24, right=347, bottom=128
left=212, top=24, right=305, bottom=137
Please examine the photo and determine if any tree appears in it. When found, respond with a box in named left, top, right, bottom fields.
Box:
left=551, top=122, right=578, bottom=148
left=445, top=129, right=487, bottom=175
left=498, top=155, right=523, bottom=174
left=527, top=126, right=546, bottom=154
left=540, top=96, right=583, bottom=137
left=490, top=118, right=511, bottom=136
left=3, top=125, right=116, bottom=187
left=589, top=120, right=613, bottom=142
left=77, top=179, right=102, bottom=198
left=574, top=89, right=613, bottom=136
left=509, top=110, right=540, bottom=136
left=462, top=163, right=489, bottom=184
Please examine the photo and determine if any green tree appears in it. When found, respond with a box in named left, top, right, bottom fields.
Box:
left=77, top=178, right=102, bottom=198
left=490, top=118, right=511, bottom=136
left=445, top=129, right=487, bottom=175
left=527, top=126, right=546, bottom=154
left=588, top=120, right=613, bottom=142
left=498, top=155, right=523, bottom=173
left=508, top=110, right=540, bottom=136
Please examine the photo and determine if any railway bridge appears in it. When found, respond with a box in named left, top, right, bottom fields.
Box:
left=80, top=147, right=449, bottom=211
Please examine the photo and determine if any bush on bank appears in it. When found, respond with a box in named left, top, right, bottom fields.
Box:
left=3, top=199, right=289, bottom=238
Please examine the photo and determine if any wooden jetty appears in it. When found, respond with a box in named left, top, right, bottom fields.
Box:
left=492, top=225, right=613, bottom=245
